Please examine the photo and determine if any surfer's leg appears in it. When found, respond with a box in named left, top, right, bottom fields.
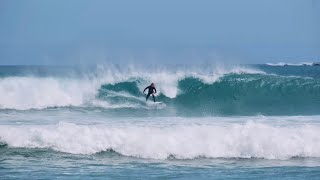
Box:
left=152, top=94, right=155, bottom=102
left=146, top=93, right=150, bottom=101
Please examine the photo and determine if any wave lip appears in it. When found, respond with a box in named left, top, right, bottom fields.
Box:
left=1, top=121, right=320, bottom=160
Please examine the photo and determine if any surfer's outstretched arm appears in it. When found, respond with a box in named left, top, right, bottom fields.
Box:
left=143, top=86, right=149, bottom=93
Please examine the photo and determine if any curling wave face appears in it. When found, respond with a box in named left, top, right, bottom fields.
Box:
left=0, top=65, right=320, bottom=115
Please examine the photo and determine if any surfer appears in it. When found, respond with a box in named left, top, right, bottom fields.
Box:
left=143, top=83, right=157, bottom=102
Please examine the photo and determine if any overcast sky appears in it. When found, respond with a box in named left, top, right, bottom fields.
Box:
left=0, top=0, right=319, bottom=65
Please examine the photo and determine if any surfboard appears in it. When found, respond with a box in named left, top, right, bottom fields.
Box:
left=144, top=101, right=166, bottom=108
left=145, top=101, right=163, bottom=105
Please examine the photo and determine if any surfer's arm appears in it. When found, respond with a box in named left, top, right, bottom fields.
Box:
left=143, top=86, right=149, bottom=93
left=154, top=88, right=157, bottom=94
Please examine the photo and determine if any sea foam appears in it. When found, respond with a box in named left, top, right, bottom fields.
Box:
left=1, top=121, right=319, bottom=160
left=0, top=77, right=99, bottom=110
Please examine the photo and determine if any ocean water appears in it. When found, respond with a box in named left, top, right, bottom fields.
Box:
left=0, top=64, right=320, bottom=179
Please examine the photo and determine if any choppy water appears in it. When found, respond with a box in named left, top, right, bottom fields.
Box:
left=1, top=64, right=320, bottom=179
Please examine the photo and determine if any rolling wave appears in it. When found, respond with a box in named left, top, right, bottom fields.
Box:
left=1, top=121, right=320, bottom=159
left=99, top=74, right=320, bottom=115
left=0, top=65, right=319, bottom=115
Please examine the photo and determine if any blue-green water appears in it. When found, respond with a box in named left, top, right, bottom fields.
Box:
left=1, top=64, right=320, bottom=179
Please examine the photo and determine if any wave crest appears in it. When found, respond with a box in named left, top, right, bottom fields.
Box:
left=1, top=65, right=319, bottom=115
left=0, top=65, right=262, bottom=110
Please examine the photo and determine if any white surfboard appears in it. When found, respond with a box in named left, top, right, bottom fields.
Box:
left=146, top=101, right=163, bottom=105
left=145, top=101, right=166, bottom=108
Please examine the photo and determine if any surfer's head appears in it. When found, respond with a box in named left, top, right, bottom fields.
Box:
left=151, top=83, right=155, bottom=87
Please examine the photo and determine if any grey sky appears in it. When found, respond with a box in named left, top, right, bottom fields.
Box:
left=0, top=0, right=319, bottom=65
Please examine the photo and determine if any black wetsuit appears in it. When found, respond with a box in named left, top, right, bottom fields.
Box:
left=143, top=86, right=157, bottom=102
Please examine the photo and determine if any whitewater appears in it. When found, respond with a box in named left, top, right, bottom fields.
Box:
left=1, top=64, right=320, bottom=179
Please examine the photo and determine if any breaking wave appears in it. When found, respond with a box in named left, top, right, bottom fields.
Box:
left=1, top=121, right=320, bottom=160
left=0, top=65, right=319, bottom=115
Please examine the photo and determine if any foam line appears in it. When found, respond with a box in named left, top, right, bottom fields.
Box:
left=1, top=121, right=320, bottom=159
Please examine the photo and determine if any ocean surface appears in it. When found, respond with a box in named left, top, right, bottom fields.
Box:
left=0, top=64, right=320, bottom=179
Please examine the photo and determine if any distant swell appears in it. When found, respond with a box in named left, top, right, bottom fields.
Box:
left=1, top=121, right=320, bottom=160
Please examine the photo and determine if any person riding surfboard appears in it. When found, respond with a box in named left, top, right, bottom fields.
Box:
left=143, top=83, right=157, bottom=102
